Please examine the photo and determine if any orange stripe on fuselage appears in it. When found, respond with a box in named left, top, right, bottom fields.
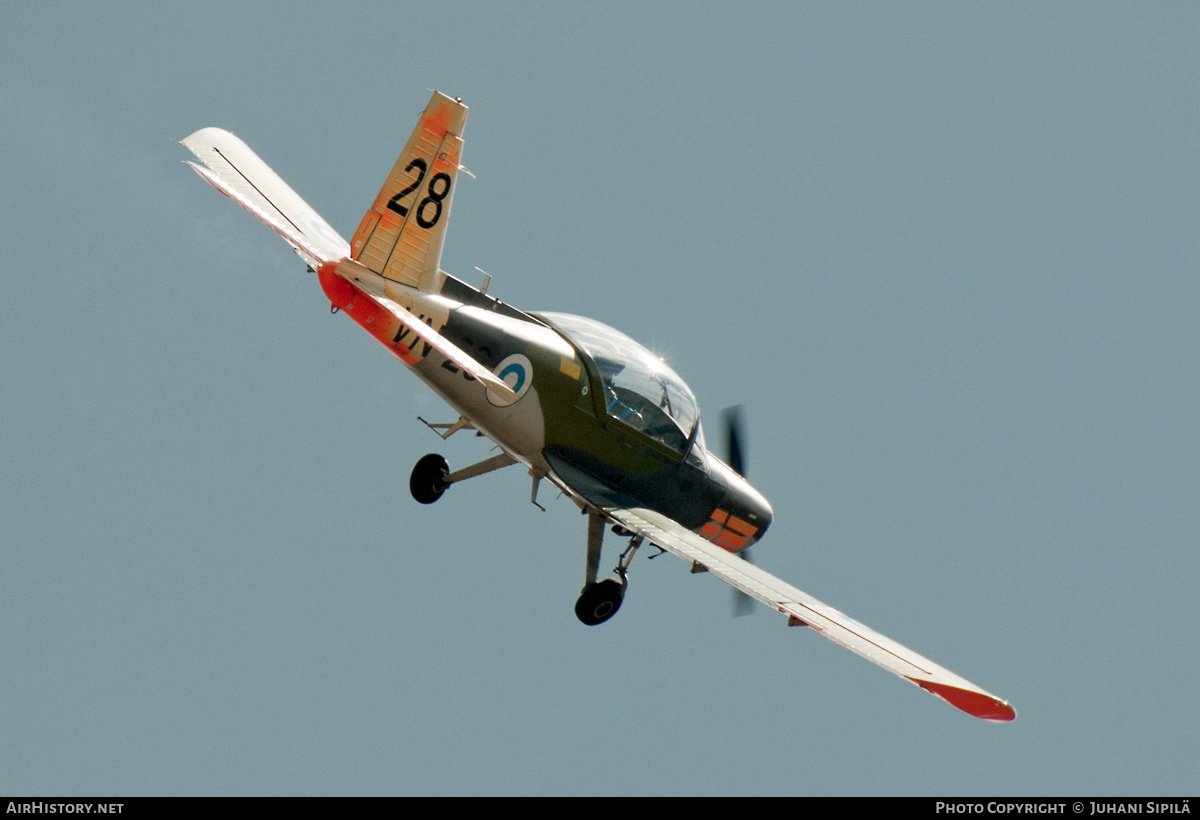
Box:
left=317, top=264, right=419, bottom=365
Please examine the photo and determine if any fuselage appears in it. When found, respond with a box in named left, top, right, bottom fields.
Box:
left=318, top=265, right=773, bottom=552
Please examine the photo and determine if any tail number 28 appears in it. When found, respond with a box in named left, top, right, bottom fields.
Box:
left=386, top=158, right=452, bottom=229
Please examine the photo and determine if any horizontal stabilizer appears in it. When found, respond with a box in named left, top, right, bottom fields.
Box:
left=182, top=127, right=350, bottom=268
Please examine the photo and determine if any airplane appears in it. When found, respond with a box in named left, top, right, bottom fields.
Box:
left=182, top=91, right=1016, bottom=722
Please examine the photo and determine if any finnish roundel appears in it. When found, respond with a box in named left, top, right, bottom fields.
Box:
left=488, top=353, right=532, bottom=407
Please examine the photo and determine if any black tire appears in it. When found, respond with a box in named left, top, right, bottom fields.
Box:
left=409, top=454, right=449, bottom=504
left=574, top=578, right=625, bottom=626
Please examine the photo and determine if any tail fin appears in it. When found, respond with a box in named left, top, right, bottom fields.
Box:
left=350, top=92, right=468, bottom=292
left=182, top=128, right=350, bottom=269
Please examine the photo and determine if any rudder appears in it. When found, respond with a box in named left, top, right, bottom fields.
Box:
left=350, top=92, right=468, bottom=291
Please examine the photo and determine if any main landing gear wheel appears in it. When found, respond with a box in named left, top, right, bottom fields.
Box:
left=409, top=454, right=449, bottom=504
left=574, top=578, right=625, bottom=626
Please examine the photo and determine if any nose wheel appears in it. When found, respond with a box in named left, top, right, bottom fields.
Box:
left=409, top=454, right=449, bottom=504
left=574, top=517, right=643, bottom=626
left=574, top=578, right=625, bottom=625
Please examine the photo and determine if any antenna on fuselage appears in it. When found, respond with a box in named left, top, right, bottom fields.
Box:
left=475, top=266, right=492, bottom=295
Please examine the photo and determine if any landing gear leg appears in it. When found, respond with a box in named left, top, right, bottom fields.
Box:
left=574, top=514, right=643, bottom=626
left=584, top=512, right=604, bottom=586
left=576, top=512, right=621, bottom=625
left=614, top=533, right=643, bottom=582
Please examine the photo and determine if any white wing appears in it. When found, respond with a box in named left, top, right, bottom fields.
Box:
left=182, top=127, right=350, bottom=268
left=608, top=507, right=1016, bottom=722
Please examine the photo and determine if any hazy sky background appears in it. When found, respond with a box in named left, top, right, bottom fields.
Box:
left=3, top=2, right=1198, bottom=796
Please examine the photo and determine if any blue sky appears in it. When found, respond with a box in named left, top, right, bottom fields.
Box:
left=2, top=2, right=1198, bottom=795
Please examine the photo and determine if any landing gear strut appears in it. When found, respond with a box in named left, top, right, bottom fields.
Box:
left=574, top=512, right=643, bottom=626
left=408, top=450, right=519, bottom=505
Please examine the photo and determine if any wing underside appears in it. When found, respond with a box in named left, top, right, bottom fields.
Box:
left=607, top=507, right=1015, bottom=722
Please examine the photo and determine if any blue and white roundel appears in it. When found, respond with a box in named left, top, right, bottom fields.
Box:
left=488, top=353, right=532, bottom=407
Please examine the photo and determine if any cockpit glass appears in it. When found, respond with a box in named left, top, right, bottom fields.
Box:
left=540, top=312, right=700, bottom=453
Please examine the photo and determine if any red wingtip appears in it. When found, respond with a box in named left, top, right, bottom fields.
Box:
left=908, top=678, right=1017, bottom=722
